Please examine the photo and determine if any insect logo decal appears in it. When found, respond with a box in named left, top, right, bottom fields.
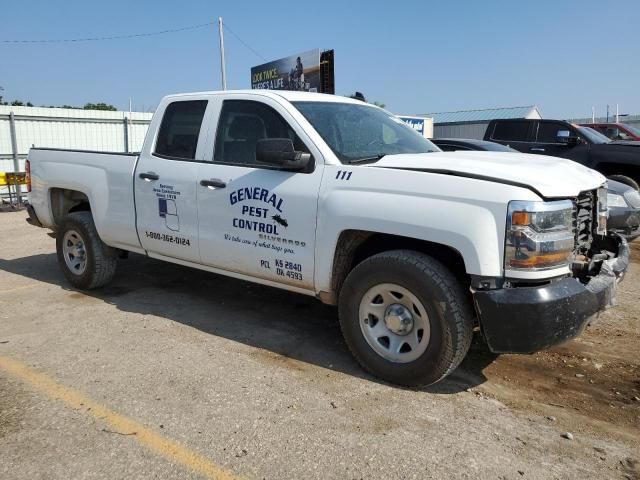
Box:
left=271, top=214, right=288, bottom=228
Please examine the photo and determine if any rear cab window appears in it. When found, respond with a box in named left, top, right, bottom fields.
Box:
left=154, top=100, right=208, bottom=160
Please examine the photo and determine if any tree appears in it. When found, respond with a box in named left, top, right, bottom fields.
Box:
left=0, top=97, right=34, bottom=106
left=83, top=102, right=117, bottom=111
left=0, top=97, right=118, bottom=110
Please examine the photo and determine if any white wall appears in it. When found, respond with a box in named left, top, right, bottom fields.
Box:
left=0, top=106, right=153, bottom=173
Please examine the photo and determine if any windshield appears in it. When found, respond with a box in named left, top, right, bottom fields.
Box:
left=622, top=123, right=640, bottom=137
left=292, top=101, right=440, bottom=163
left=576, top=126, right=610, bottom=144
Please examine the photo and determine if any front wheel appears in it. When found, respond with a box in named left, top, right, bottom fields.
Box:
left=338, top=250, right=474, bottom=387
left=56, top=212, right=117, bottom=289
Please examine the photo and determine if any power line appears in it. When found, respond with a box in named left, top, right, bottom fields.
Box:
left=0, top=22, right=215, bottom=44
left=222, top=22, right=267, bottom=61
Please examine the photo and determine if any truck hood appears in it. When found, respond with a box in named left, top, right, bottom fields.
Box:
left=366, top=151, right=606, bottom=198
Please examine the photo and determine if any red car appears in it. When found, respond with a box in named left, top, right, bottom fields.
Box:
left=580, top=122, right=640, bottom=141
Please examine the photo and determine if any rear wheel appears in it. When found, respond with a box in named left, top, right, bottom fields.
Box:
left=338, top=250, right=474, bottom=386
left=608, top=175, right=640, bottom=191
left=56, top=212, right=117, bottom=289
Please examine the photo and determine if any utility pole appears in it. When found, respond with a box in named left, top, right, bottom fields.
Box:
left=606, top=104, right=609, bottom=123
left=592, top=106, right=595, bottom=124
left=218, top=16, right=227, bottom=90
left=616, top=104, right=619, bottom=123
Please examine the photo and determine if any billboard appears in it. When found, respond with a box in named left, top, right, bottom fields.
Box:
left=251, top=49, right=321, bottom=92
left=398, top=116, right=434, bottom=139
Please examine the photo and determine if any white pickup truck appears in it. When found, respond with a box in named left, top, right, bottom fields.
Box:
left=25, top=90, right=629, bottom=386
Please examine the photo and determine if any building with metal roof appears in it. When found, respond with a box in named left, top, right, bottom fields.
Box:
left=416, top=105, right=542, bottom=139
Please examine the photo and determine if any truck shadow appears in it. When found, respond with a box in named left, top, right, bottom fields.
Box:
left=0, top=252, right=499, bottom=394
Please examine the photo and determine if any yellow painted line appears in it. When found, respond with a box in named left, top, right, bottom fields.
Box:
left=0, top=284, right=39, bottom=294
left=0, top=355, right=240, bottom=480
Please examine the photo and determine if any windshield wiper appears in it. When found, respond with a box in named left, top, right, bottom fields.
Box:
left=348, top=154, right=386, bottom=165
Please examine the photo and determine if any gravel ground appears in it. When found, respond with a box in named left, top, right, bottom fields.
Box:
left=0, top=210, right=638, bottom=480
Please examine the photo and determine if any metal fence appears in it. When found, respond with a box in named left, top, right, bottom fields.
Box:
left=566, top=114, right=640, bottom=130
left=0, top=105, right=153, bottom=201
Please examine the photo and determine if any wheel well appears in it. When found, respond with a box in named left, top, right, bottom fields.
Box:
left=50, top=188, right=91, bottom=226
left=326, top=230, right=468, bottom=304
left=595, top=163, right=640, bottom=182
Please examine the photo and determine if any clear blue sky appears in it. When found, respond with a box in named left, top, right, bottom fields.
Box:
left=2, top=0, right=639, bottom=118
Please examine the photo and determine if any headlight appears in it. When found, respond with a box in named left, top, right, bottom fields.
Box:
left=607, top=192, right=628, bottom=208
left=624, top=189, right=640, bottom=209
left=596, top=187, right=608, bottom=235
left=505, top=200, right=575, bottom=273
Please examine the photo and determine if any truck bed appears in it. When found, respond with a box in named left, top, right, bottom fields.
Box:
left=28, top=148, right=143, bottom=253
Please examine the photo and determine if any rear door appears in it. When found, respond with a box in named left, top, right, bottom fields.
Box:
left=485, top=120, right=534, bottom=152
left=134, top=99, right=210, bottom=262
left=195, top=95, right=324, bottom=291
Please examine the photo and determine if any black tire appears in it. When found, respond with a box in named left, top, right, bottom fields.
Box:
left=608, top=175, right=640, bottom=191
left=56, top=212, right=117, bottom=289
left=338, top=250, right=474, bottom=387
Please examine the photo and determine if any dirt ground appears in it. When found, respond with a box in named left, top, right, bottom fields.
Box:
left=0, top=209, right=639, bottom=480
left=467, top=241, right=640, bottom=442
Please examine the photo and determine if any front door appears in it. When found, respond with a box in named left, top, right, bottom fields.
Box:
left=134, top=99, right=209, bottom=262
left=196, top=97, right=323, bottom=291
left=531, top=121, right=590, bottom=164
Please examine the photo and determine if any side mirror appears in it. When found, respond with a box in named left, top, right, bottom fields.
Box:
left=557, top=130, right=580, bottom=147
left=256, top=138, right=312, bottom=171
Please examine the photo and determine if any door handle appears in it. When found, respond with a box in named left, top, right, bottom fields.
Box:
left=530, top=148, right=545, bottom=152
left=200, top=179, right=227, bottom=189
left=139, top=172, right=160, bottom=181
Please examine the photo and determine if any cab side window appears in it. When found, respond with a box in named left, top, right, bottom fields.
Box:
left=491, top=121, right=530, bottom=142
left=213, top=100, right=308, bottom=166
left=154, top=100, right=208, bottom=160
left=536, top=122, right=572, bottom=143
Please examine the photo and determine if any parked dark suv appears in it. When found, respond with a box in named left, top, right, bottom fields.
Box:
left=484, top=119, right=640, bottom=190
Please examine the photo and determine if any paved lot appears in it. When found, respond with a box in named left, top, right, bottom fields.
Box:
left=1, top=209, right=639, bottom=480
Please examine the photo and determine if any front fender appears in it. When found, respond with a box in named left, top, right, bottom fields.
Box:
left=314, top=166, right=541, bottom=294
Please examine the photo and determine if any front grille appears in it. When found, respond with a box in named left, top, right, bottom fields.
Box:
left=574, top=190, right=595, bottom=254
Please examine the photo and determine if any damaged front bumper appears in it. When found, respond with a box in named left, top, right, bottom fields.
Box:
left=473, top=234, right=630, bottom=354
